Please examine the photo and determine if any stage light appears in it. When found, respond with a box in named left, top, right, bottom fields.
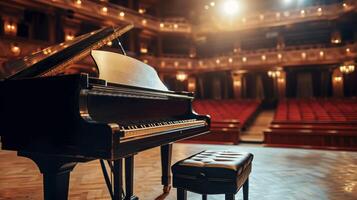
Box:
left=283, top=0, right=293, bottom=4
left=222, top=0, right=240, bottom=16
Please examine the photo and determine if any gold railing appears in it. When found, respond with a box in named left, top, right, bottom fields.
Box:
left=197, top=2, right=356, bottom=33
left=0, top=37, right=356, bottom=75
left=14, top=0, right=357, bottom=34
left=141, top=43, right=357, bottom=72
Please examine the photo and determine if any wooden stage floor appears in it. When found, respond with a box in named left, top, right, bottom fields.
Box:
left=0, top=143, right=356, bottom=200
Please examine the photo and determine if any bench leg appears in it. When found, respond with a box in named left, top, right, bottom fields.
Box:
left=177, top=188, right=187, bottom=200
left=225, top=194, right=235, bottom=200
left=243, top=178, right=249, bottom=200
left=202, top=194, right=207, bottom=200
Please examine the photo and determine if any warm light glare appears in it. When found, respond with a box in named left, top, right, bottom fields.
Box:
left=221, top=0, right=240, bottom=16
left=278, top=53, right=283, bottom=60
left=176, top=72, right=188, bottom=81
left=119, top=11, right=125, bottom=17
left=101, top=7, right=108, bottom=13
left=300, top=10, right=305, bottom=16
left=142, top=19, right=147, bottom=25
left=10, top=44, right=21, bottom=56
left=242, top=57, right=247, bottom=62
left=346, top=48, right=351, bottom=53
left=107, top=41, right=112, bottom=46
left=160, top=23, right=164, bottom=28
left=210, top=2, right=215, bottom=7
left=138, top=8, right=146, bottom=14
left=261, top=55, right=266, bottom=61
left=75, top=0, right=81, bottom=5
left=319, top=51, right=324, bottom=57
left=228, top=58, right=233, bottom=63
left=174, top=24, right=178, bottom=29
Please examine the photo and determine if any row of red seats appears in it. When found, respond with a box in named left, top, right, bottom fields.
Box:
left=275, top=98, right=357, bottom=122
left=193, top=99, right=261, bottom=126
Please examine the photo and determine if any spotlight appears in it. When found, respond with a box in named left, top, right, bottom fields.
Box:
left=283, top=0, right=293, bottom=4
left=222, top=0, right=240, bottom=16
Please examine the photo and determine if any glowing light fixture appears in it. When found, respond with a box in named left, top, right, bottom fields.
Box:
left=10, top=43, right=21, bottom=56
left=317, top=7, right=322, bottom=16
left=334, top=76, right=342, bottom=82
left=301, top=52, right=307, bottom=59
left=340, top=64, right=355, bottom=74
left=300, top=10, right=305, bottom=17
left=75, top=0, right=81, bottom=5
left=138, top=8, right=146, bottom=14
left=216, top=59, right=220, bottom=64
left=176, top=72, right=188, bottom=81
left=346, top=48, right=351, bottom=53
left=101, top=7, right=108, bottom=13
left=142, top=19, right=147, bottom=25
left=107, top=41, right=112, bottom=46
left=261, top=54, right=266, bottom=61
left=174, top=24, right=178, bottom=29
left=228, top=58, right=233, bottom=63
left=119, top=11, right=125, bottom=17
left=221, top=0, right=240, bottom=16
left=319, top=51, right=324, bottom=57
left=160, top=23, right=164, bottom=28
left=268, top=70, right=281, bottom=78
left=283, top=0, right=293, bottom=5
left=210, top=2, right=215, bottom=7
left=242, top=56, right=247, bottom=62
left=277, top=53, right=283, bottom=60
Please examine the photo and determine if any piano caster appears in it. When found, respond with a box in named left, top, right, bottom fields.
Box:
left=163, top=185, right=171, bottom=193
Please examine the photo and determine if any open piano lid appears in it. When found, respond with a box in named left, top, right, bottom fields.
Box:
left=4, top=24, right=133, bottom=80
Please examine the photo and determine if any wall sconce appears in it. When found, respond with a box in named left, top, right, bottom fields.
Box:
left=268, top=70, right=281, bottom=78
left=340, top=64, right=355, bottom=74
left=334, top=76, right=342, bottom=82
left=4, top=21, right=17, bottom=35
left=10, top=43, right=21, bottom=56
left=176, top=72, right=187, bottom=81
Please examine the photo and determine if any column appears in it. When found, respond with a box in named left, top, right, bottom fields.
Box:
left=187, top=76, right=196, bottom=93
left=332, top=68, right=344, bottom=97
left=232, top=72, right=243, bottom=99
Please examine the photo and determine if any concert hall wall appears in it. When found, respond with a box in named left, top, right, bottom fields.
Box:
left=285, top=67, right=333, bottom=98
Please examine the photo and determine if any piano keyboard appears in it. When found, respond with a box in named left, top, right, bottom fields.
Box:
left=120, top=119, right=207, bottom=140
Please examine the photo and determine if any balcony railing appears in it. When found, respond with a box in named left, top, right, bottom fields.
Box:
left=0, top=36, right=356, bottom=76
left=16, top=0, right=357, bottom=34
left=141, top=43, right=357, bottom=72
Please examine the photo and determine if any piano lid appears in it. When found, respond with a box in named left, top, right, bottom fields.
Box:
left=4, top=23, right=133, bottom=80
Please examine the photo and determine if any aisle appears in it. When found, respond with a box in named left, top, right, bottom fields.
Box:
left=240, top=109, right=275, bottom=143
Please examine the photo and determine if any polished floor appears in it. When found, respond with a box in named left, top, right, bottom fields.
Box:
left=0, top=144, right=356, bottom=200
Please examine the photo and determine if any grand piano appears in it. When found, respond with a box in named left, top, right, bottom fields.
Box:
left=0, top=24, right=210, bottom=200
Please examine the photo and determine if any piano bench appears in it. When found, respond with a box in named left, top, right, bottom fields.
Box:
left=172, top=150, right=253, bottom=200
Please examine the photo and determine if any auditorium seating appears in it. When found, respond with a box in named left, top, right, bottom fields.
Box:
left=187, top=99, right=261, bottom=144
left=265, top=98, right=357, bottom=150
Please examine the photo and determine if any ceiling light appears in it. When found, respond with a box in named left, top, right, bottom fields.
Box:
left=222, top=0, right=241, bottom=16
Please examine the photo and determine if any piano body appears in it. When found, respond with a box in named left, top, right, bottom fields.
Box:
left=0, top=24, right=210, bottom=200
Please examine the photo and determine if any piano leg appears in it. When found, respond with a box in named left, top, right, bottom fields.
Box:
left=113, top=159, right=124, bottom=200
left=125, top=155, right=138, bottom=200
left=160, top=143, right=172, bottom=193
left=18, top=152, right=77, bottom=200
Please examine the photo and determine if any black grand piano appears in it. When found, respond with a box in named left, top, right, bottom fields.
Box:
left=0, top=24, right=210, bottom=200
